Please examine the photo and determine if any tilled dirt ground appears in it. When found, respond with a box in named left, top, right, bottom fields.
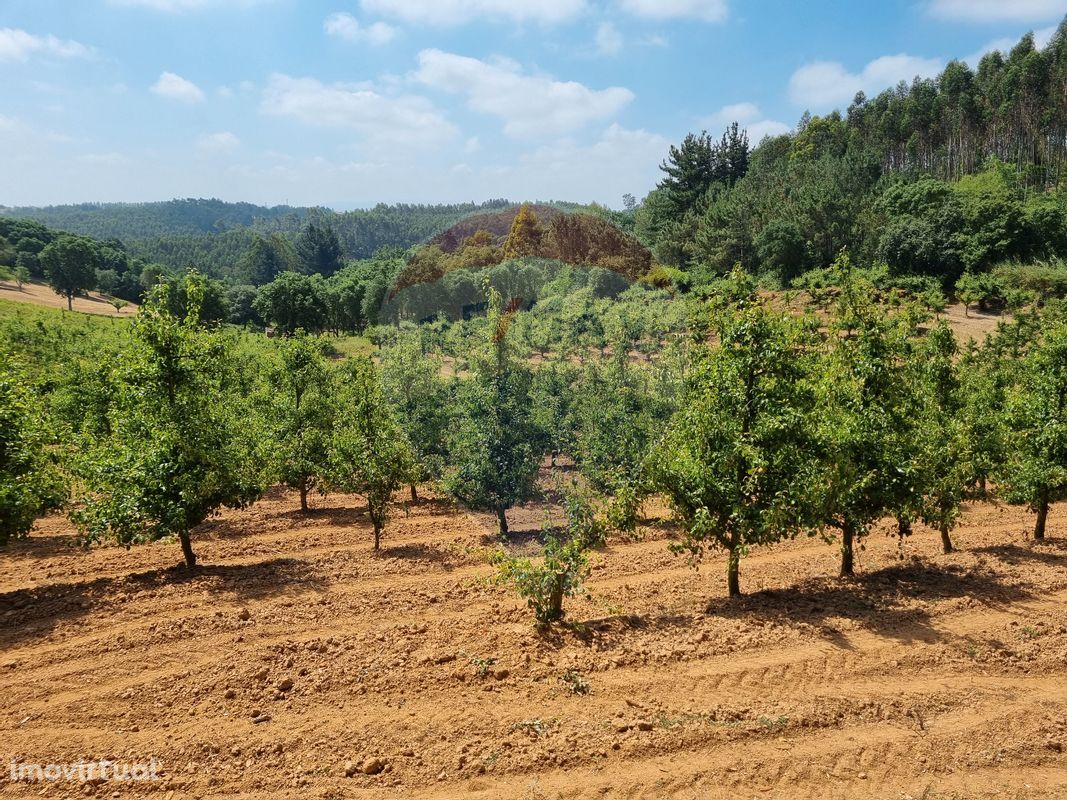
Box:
left=2, top=488, right=1066, bottom=799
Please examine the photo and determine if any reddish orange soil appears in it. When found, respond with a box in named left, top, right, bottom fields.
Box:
left=2, top=489, right=1066, bottom=799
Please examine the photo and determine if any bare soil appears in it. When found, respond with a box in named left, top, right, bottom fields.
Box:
left=2, top=488, right=1066, bottom=799
left=0, top=281, right=137, bottom=316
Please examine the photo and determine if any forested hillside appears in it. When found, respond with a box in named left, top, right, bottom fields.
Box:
left=0, top=198, right=304, bottom=239
left=640, top=23, right=1067, bottom=294
left=1, top=199, right=521, bottom=273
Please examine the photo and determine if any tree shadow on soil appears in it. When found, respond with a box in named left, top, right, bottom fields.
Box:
left=0, top=527, right=82, bottom=561
left=971, top=541, right=1067, bottom=566
left=381, top=542, right=462, bottom=570
left=702, top=560, right=1036, bottom=647
left=0, top=558, right=326, bottom=648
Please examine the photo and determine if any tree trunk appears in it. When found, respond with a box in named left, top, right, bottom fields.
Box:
left=299, top=478, right=309, bottom=513
left=496, top=507, right=509, bottom=537
left=840, top=522, right=855, bottom=578
left=373, top=524, right=382, bottom=551
left=897, top=516, right=912, bottom=541
left=410, top=483, right=418, bottom=503
left=940, top=522, right=953, bottom=554
left=727, top=548, right=741, bottom=598
left=67, top=293, right=73, bottom=312
left=1035, top=491, right=1049, bottom=540
left=178, top=530, right=197, bottom=568
left=548, top=575, right=564, bottom=621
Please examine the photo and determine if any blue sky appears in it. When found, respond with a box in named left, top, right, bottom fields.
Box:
left=1, top=0, right=1065, bottom=209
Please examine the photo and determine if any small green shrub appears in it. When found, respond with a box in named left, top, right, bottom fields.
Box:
left=492, top=534, right=590, bottom=624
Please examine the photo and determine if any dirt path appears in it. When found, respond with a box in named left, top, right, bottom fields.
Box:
left=1, top=491, right=1066, bottom=799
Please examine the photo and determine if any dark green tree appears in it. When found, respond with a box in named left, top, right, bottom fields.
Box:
left=254, top=271, right=328, bottom=334
left=296, top=223, right=344, bottom=277
left=40, top=235, right=99, bottom=311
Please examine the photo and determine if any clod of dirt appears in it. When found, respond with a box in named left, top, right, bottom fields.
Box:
left=237, top=608, right=251, bottom=621
left=361, top=757, right=386, bottom=775
left=277, top=678, right=294, bottom=692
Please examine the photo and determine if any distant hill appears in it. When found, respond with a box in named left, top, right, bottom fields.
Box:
left=430, top=204, right=565, bottom=252
left=0, top=198, right=524, bottom=275
left=394, top=204, right=652, bottom=294
left=0, top=198, right=305, bottom=240
left=0, top=198, right=632, bottom=281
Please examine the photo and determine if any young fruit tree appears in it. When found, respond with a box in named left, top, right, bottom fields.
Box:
left=71, top=272, right=263, bottom=567
left=646, top=270, right=820, bottom=597
left=0, top=355, right=65, bottom=546
left=491, top=485, right=600, bottom=623
left=380, top=332, right=450, bottom=502
left=444, top=283, right=541, bottom=537
left=812, top=260, right=918, bottom=577
left=270, top=333, right=335, bottom=512
left=999, top=314, right=1067, bottom=539
left=329, top=357, right=415, bottom=550
left=912, top=322, right=972, bottom=554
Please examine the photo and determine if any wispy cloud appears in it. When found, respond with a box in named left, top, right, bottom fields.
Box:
left=618, top=0, right=727, bottom=22
left=324, top=12, right=399, bottom=45
left=414, top=49, right=633, bottom=137
left=151, top=71, right=206, bottom=103
left=260, top=73, right=456, bottom=146
left=789, top=54, right=943, bottom=109
left=595, top=22, right=624, bottom=56
left=0, top=28, right=93, bottom=62
left=359, top=0, right=587, bottom=26
left=927, top=0, right=1067, bottom=23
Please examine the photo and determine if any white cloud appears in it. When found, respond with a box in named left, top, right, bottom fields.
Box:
left=927, top=0, right=1067, bottom=23
left=789, top=54, right=943, bottom=109
left=595, top=22, right=624, bottom=56
left=196, top=131, right=240, bottom=153
left=618, top=0, right=727, bottom=22
left=702, top=102, right=789, bottom=142
left=964, top=25, right=1058, bottom=66
left=324, top=12, right=399, bottom=45
left=464, top=136, right=481, bottom=153
left=359, top=0, right=587, bottom=26
left=151, top=71, right=206, bottom=104
left=261, top=73, right=456, bottom=146
left=508, top=124, right=670, bottom=204
left=0, top=28, right=93, bottom=62
left=414, top=49, right=633, bottom=137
